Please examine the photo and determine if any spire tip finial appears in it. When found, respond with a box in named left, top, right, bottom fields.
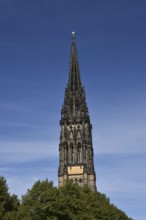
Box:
left=72, top=32, right=75, bottom=40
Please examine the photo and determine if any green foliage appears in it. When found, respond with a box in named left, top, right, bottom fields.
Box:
left=0, top=176, right=20, bottom=220
left=17, top=179, right=133, bottom=220
left=0, top=177, right=133, bottom=220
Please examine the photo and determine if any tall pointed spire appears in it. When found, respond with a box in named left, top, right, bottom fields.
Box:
left=58, top=33, right=96, bottom=192
left=61, top=32, right=89, bottom=120
left=68, top=32, right=82, bottom=93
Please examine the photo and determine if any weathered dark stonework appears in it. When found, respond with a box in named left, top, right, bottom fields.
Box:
left=58, top=33, right=96, bottom=191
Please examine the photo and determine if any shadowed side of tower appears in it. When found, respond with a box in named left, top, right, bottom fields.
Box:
left=58, top=33, right=96, bottom=191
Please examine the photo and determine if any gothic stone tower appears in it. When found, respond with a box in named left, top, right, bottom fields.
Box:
left=58, top=33, right=96, bottom=191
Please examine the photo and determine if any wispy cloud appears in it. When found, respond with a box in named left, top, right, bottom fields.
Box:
left=6, top=174, right=57, bottom=198
left=95, top=153, right=146, bottom=220
left=0, top=102, right=29, bottom=112
left=0, top=141, right=58, bottom=164
left=92, top=110, right=146, bottom=154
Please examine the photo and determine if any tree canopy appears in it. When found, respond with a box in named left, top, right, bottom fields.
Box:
left=0, top=176, right=19, bottom=220
left=0, top=176, right=133, bottom=220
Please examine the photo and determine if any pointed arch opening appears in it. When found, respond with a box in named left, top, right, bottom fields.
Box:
left=77, top=142, right=82, bottom=163
left=70, top=143, right=74, bottom=164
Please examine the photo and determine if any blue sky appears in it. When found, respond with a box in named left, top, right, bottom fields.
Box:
left=0, top=0, right=146, bottom=219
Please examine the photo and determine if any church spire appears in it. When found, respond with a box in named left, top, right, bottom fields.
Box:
left=58, top=33, right=96, bottom=192
left=68, top=32, right=82, bottom=93
left=61, top=32, right=89, bottom=120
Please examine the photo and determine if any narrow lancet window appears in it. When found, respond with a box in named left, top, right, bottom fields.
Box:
left=71, top=143, right=74, bottom=163
left=77, top=143, right=82, bottom=163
